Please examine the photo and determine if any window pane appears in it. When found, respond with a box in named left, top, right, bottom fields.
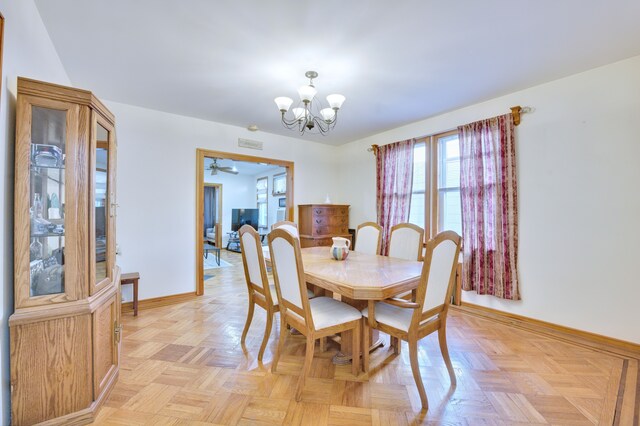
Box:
left=256, top=178, right=267, bottom=191
left=437, top=134, right=462, bottom=235
left=438, top=134, right=460, bottom=189
left=408, top=193, right=425, bottom=228
left=412, top=142, right=426, bottom=192
left=438, top=190, right=462, bottom=235
left=258, top=202, right=267, bottom=228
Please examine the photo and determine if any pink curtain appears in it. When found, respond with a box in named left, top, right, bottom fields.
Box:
left=376, top=139, right=414, bottom=255
left=458, top=114, right=520, bottom=300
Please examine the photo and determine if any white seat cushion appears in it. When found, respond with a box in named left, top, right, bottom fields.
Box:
left=309, top=297, right=362, bottom=330
left=361, top=302, right=415, bottom=332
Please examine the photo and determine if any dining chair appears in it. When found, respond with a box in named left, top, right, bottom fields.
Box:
left=238, top=225, right=279, bottom=362
left=355, top=222, right=382, bottom=255
left=362, top=230, right=461, bottom=410
left=271, top=220, right=299, bottom=237
left=388, top=222, right=424, bottom=261
left=268, top=228, right=362, bottom=401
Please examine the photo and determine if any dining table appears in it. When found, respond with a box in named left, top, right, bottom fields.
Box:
left=263, top=245, right=424, bottom=365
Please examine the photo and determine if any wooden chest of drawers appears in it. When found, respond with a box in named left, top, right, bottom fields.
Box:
left=298, top=204, right=351, bottom=248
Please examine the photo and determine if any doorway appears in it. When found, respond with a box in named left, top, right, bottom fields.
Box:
left=195, top=149, right=294, bottom=296
left=203, top=183, right=222, bottom=248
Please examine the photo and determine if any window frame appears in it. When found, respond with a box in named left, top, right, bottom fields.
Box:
left=256, top=176, right=268, bottom=229
left=408, top=129, right=460, bottom=241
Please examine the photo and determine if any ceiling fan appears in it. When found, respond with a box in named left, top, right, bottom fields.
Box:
left=209, top=158, right=238, bottom=175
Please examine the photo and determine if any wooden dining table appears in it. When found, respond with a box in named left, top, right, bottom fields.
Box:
left=264, top=246, right=424, bottom=364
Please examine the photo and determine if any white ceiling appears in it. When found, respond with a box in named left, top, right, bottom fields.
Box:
left=35, top=0, right=640, bottom=145
left=203, top=157, right=281, bottom=176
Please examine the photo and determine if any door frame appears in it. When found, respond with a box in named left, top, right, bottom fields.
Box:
left=203, top=183, right=223, bottom=248
left=195, top=148, right=295, bottom=296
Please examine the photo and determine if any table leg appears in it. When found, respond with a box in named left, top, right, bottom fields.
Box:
left=216, top=249, right=220, bottom=266
left=133, top=279, right=139, bottom=316
left=332, top=328, right=383, bottom=365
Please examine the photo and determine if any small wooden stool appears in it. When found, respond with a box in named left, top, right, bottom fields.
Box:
left=121, top=272, right=140, bottom=316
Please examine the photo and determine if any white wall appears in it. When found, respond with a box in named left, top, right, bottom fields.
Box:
left=110, top=101, right=341, bottom=302
left=204, top=172, right=255, bottom=246
left=254, top=166, right=287, bottom=229
left=336, top=55, right=640, bottom=344
left=0, top=1, right=72, bottom=423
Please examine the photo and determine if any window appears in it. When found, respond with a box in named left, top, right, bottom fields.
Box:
left=408, top=131, right=462, bottom=238
left=408, top=141, right=426, bottom=227
left=272, top=172, right=286, bottom=195
left=256, top=177, right=268, bottom=228
left=437, top=134, right=462, bottom=236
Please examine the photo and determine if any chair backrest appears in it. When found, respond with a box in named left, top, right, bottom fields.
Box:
left=414, top=231, right=461, bottom=321
left=271, top=220, right=299, bottom=238
left=355, top=222, right=382, bottom=255
left=238, top=225, right=274, bottom=303
left=268, top=228, right=313, bottom=328
left=388, top=223, right=424, bottom=261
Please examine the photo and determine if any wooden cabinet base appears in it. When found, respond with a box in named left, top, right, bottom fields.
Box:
left=30, top=368, right=119, bottom=426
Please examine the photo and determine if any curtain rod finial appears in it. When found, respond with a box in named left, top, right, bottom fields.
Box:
left=510, top=106, right=522, bottom=125
left=368, top=144, right=379, bottom=155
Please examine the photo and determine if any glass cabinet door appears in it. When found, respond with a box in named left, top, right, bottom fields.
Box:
left=29, top=106, right=67, bottom=297
left=91, top=114, right=115, bottom=294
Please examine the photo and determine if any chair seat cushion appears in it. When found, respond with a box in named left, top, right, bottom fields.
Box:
left=310, top=297, right=362, bottom=330
left=361, top=302, right=414, bottom=332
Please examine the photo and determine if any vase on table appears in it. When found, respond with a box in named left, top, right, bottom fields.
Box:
left=330, top=237, right=350, bottom=261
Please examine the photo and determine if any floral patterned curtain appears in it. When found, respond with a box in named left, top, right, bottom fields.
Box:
left=458, top=114, right=520, bottom=300
left=376, top=139, right=414, bottom=255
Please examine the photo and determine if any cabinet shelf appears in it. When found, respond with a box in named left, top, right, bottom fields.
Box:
left=30, top=164, right=65, bottom=170
left=31, top=232, right=65, bottom=238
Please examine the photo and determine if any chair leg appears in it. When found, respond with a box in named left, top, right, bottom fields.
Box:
left=271, top=316, right=287, bottom=372
left=295, top=335, right=315, bottom=402
left=362, top=320, right=370, bottom=373
left=392, top=336, right=401, bottom=355
left=241, top=297, right=255, bottom=345
left=258, top=309, right=274, bottom=362
left=408, top=339, right=428, bottom=410
left=319, top=336, right=326, bottom=352
left=352, top=321, right=360, bottom=376
left=438, top=325, right=456, bottom=386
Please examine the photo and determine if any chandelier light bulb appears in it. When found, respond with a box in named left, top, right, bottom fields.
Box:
left=320, top=108, right=336, bottom=122
left=297, top=85, right=317, bottom=102
left=274, top=97, right=293, bottom=112
left=326, top=94, right=346, bottom=110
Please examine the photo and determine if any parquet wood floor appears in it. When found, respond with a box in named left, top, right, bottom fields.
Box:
left=94, top=250, right=639, bottom=425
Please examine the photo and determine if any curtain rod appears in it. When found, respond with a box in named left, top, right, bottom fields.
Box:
left=367, top=105, right=533, bottom=154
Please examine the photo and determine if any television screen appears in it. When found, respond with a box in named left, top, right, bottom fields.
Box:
left=231, top=208, right=259, bottom=231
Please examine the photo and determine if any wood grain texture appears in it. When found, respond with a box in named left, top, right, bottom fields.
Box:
left=299, top=204, right=350, bottom=248
left=456, top=302, right=640, bottom=359
left=18, top=77, right=115, bottom=124
left=89, top=110, right=116, bottom=296
left=94, top=294, right=117, bottom=397
left=92, top=249, right=636, bottom=425
left=264, top=246, right=423, bottom=300
left=121, top=291, right=198, bottom=314
left=10, top=315, right=93, bottom=425
left=14, top=95, right=82, bottom=308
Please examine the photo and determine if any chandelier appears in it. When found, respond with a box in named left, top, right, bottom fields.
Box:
left=274, top=71, right=346, bottom=135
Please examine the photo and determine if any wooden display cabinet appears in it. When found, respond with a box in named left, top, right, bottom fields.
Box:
left=298, top=204, right=351, bottom=248
left=9, top=78, right=121, bottom=425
